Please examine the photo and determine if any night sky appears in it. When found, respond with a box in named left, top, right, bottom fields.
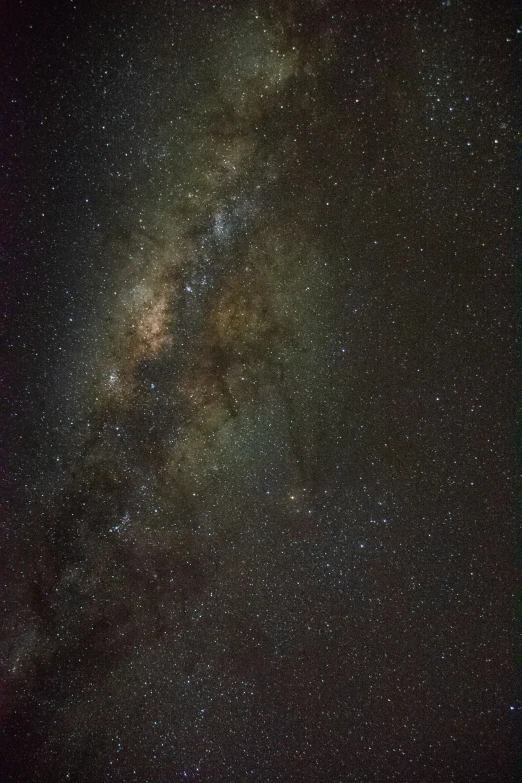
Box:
left=2, top=1, right=518, bottom=781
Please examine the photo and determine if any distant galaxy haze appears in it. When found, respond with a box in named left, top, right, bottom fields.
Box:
left=2, top=1, right=518, bottom=781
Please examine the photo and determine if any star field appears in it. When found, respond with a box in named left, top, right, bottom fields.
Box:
left=2, top=1, right=518, bottom=781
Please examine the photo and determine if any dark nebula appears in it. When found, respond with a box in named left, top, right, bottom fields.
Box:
left=2, top=1, right=518, bottom=781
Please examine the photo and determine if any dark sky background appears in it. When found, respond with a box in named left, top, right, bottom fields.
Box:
left=2, top=1, right=518, bottom=781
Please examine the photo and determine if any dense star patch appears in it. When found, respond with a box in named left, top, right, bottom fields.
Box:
left=2, top=1, right=517, bottom=781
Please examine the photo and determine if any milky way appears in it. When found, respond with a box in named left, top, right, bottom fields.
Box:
left=3, top=1, right=517, bottom=781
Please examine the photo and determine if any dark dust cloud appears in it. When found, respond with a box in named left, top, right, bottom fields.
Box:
left=2, top=1, right=518, bottom=781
